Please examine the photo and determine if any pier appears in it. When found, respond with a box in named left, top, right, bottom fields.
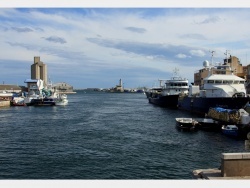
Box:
left=0, top=100, right=10, bottom=107
left=192, top=152, right=250, bottom=179
left=192, top=133, right=250, bottom=179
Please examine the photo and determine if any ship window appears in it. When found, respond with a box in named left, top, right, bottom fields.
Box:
left=171, top=83, right=174, bottom=86
left=223, top=80, right=233, bottom=84
left=178, top=83, right=181, bottom=86
left=234, top=81, right=239, bottom=84
left=207, top=80, right=214, bottom=83
left=215, top=80, right=222, bottom=84
left=240, top=81, right=245, bottom=84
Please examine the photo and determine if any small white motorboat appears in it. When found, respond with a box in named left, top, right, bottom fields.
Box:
left=55, top=94, right=68, bottom=106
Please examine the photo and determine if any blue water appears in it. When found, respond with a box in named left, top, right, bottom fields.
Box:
left=0, top=91, right=247, bottom=179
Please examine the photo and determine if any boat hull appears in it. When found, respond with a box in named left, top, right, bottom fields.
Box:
left=175, top=118, right=198, bottom=131
left=11, top=102, right=26, bottom=106
left=55, top=99, right=68, bottom=106
left=31, top=98, right=56, bottom=106
left=222, top=129, right=238, bottom=137
left=195, top=118, right=221, bottom=131
left=148, top=95, right=179, bottom=108
left=178, top=96, right=250, bottom=115
left=145, top=91, right=151, bottom=98
left=222, top=125, right=238, bottom=137
left=11, top=97, right=26, bottom=106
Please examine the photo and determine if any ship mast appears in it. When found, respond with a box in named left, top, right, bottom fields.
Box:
left=210, top=50, right=215, bottom=66
left=224, top=50, right=232, bottom=74
left=208, top=50, right=215, bottom=76
left=224, top=50, right=230, bottom=64
left=173, top=68, right=179, bottom=78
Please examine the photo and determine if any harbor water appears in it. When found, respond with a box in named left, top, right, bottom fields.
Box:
left=0, top=91, right=247, bottom=179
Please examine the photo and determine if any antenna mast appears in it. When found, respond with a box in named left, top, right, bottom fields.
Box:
left=173, top=67, right=179, bottom=77
left=209, top=50, right=215, bottom=66
left=224, top=50, right=230, bottom=64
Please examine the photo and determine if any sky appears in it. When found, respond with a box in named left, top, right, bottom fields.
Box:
left=1, top=1, right=250, bottom=89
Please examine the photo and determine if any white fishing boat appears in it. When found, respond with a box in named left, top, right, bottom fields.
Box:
left=23, top=79, right=62, bottom=106
left=55, top=93, right=68, bottom=106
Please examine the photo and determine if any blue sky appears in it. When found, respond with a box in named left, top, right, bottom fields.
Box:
left=1, top=4, right=250, bottom=89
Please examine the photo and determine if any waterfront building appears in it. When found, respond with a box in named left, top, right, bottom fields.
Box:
left=246, top=65, right=250, bottom=94
left=31, top=56, right=48, bottom=86
left=52, top=82, right=74, bottom=93
left=0, top=84, right=22, bottom=102
left=0, top=84, right=22, bottom=93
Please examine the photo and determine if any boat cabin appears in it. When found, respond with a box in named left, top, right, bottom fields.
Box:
left=161, top=77, right=189, bottom=96
left=189, top=73, right=247, bottom=98
left=201, top=74, right=246, bottom=98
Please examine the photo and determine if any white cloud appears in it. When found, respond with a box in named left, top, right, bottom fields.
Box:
left=146, top=56, right=155, bottom=60
left=189, top=50, right=206, bottom=57
left=176, top=53, right=188, bottom=59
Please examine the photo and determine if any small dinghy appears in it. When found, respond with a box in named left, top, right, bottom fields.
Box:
left=175, top=118, right=199, bottom=131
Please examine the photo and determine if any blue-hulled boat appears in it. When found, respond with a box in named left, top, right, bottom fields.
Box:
left=221, top=125, right=238, bottom=137
left=178, top=58, right=249, bottom=115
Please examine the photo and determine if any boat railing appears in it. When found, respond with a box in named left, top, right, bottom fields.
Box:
left=171, top=77, right=188, bottom=81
